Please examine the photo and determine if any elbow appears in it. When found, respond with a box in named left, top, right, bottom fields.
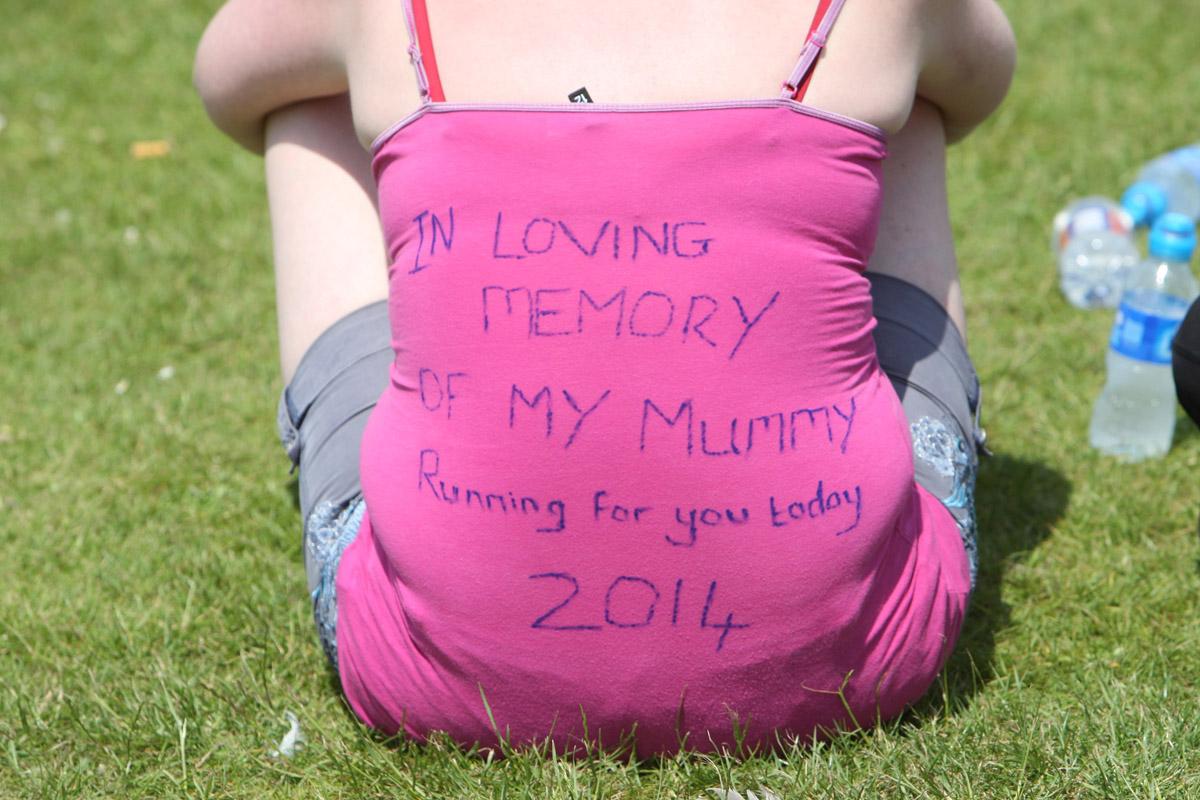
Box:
left=193, top=21, right=235, bottom=129
left=921, top=0, right=1018, bottom=143
left=972, top=24, right=1016, bottom=138
left=192, top=19, right=222, bottom=118
left=192, top=20, right=267, bottom=153
left=992, top=13, right=1018, bottom=109
left=937, top=23, right=1018, bottom=142
left=966, top=5, right=1018, bottom=131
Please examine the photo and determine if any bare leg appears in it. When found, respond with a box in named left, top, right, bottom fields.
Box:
left=867, top=97, right=966, bottom=341
left=265, top=95, right=393, bottom=626
left=264, top=93, right=389, bottom=385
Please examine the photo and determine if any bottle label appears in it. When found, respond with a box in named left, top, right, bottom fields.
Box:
left=1109, top=298, right=1189, bottom=363
left=1059, top=203, right=1131, bottom=249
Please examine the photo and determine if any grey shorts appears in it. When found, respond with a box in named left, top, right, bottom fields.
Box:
left=869, top=273, right=985, bottom=591
left=277, top=276, right=986, bottom=669
left=275, top=300, right=391, bottom=667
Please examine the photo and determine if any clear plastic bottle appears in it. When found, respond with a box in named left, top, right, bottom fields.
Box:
left=1131, top=143, right=1200, bottom=222
left=1090, top=213, right=1200, bottom=460
left=1053, top=196, right=1139, bottom=308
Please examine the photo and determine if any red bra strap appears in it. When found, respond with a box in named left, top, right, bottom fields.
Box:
left=782, top=0, right=846, bottom=102
left=409, top=0, right=840, bottom=105
left=406, top=0, right=446, bottom=102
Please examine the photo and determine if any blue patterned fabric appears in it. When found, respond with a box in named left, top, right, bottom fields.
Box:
left=305, top=496, right=367, bottom=670
left=911, top=417, right=978, bottom=590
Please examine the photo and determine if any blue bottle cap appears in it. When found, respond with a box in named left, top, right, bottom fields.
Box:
left=1121, top=181, right=1168, bottom=228
left=1148, top=212, right=1197, bottom=262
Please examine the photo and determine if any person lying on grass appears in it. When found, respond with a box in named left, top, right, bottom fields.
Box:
left=194, top=0, right=1015, bottom=756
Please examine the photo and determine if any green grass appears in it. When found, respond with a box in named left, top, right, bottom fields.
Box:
left=3, top=1, right=1200, bottom=797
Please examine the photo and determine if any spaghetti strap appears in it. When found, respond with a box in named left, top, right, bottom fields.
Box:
left=407, top=0, right=835, bottom=106
left=402, top=0, right=446, bottom=103
left=780, top=0, right=848, bottom=101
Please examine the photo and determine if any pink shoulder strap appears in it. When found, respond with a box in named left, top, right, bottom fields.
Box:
left=402, top=0, right=446, bottom=103
left=781, top=0, right=848, bottom=101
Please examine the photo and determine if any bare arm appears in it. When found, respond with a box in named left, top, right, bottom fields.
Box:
left=918, top=0, right=1016, bottom=143
left=193, top=0, right=350, bottom=153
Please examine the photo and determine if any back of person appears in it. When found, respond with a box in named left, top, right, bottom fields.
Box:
left=349, top=0, right=930, bottom=148
left=328, top=0, right=969, bottom=755
left=194, top=0, right=1015, bottom=756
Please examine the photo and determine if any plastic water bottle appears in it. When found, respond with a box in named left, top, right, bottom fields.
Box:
left=1129, top=144, right=1200, bottom=222
left=1090, top=213, right=1200, bottom=460
left=1053, top=197, right=1139, bottom=308
left=1120, top=180, right=1168, bottom=229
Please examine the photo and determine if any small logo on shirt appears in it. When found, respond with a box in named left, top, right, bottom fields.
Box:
left=568, top=87, right=594, bottom=103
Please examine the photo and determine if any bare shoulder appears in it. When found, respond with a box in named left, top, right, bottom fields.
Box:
left=799, top=0, right=927, bottom=135
left=800, top=0, right=1014, bottom=139
left=343, top=0, right=425, bottom=149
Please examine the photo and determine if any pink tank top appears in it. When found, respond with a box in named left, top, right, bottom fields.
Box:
left=338, top=0, right=971, bottom=756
